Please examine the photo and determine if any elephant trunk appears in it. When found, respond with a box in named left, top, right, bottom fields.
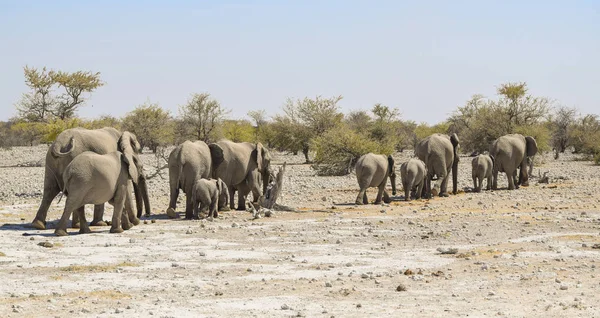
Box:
left=133, top=182, right=144, bottom=218
left=452, top=156, right=459, bottom=195
left=139, top=176, right=152, bottom=216
left=262, top=169, right=270, bottom=196
left=389, top=174, right=397, bottom=196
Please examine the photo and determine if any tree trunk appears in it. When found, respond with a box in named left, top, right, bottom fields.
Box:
left=262, top=162, right=286, bottom=210
left=302, top=145, right=310, bottom=163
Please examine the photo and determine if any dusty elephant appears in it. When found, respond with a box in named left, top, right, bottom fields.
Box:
left=56, top=132, right=143, bottom=236
left=471, top=154, right=494, bottom=192
left=490, top=134, right=538, bottom=190
left=192, top=178, right=228, bottom=220
left=354, top=153, right=397, bottom=205
left=415, top=133, right=460, bottom=198
left=31, top=127, right=151, bottom=230
left=166, top=140, right=224, bottom=219
left=400, top=158, right=427, bottom=201
left=210, top=140, right=271, bottom=211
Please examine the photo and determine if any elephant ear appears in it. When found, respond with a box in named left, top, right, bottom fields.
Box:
left=489, top=154, right=495, bottom=166
left=255, top=143, right=269, bottom=172
left=525, top=136, right=538, bottom=157
left=209, top=143, right=224, bottom=171
left=119, top=132, right=140, bottom=184
left=387, top=155, right=395, bottom=177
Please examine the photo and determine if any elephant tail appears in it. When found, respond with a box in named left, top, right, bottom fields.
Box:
left=51, top=136, right=75, bottom=158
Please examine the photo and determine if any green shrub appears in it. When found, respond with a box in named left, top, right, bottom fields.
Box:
left=311, top=124, right=393, bottom=176
left=515, top=123, right=551, bottom=154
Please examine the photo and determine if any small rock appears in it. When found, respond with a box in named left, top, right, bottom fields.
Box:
left=281, top=304, right=290, bottom=310
left=396, top=284, right=407, bottom=292
left=325, top=282, right=332, bottom=287
left=129, top=238, right=136, bottom=243
left=186, top=229, right=193, bottom=234
left=231, top=223, right=239, bottom=228
left=437, top=247, right=458, bottom=254
left=560, top=285, right=568, bottom=290
left=38, top=241, right=53, bottom=248
left=404, top=269, right=413, bottom=275
left=151, top=219, right=156, bottom=224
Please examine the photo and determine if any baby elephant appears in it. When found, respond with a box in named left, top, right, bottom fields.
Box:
left=472, top=154, right=494, bottom=192
left=56, top=133, right=143, bottom=236
left=355, top=153, right=397, bottom=205
left=192, top=178, right=229, bottom=220
left=400, top=158, right=427, bottom=201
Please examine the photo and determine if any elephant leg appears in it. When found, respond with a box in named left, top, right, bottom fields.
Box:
left=78, top=208, right=91, bottom=234
left=355, top=188, right=367, bottom=205
left=55, top=197, right=80, bottom=236
left=472, top=176, right=478, bottom=192
left=237, top=189, right=248, bottom=211
left=228, top=186, right=236, bottom=210
left=32, top=177, right=60, bottom=230
left=403, top=180, right=412, bottom=201
left=486, top=176, right=492, bottom=191
left=492, top=168, right=499, bottom=190
left=90, top=204, right=107, bottom=226
left=124, top=191, right=139, bottom=226
left=71, top=206, right=83, bottom=228
left=507, top=171, right=516, bottom=190
left=166, top=184, right=180, bottom=219
left=415, top=182, right=423, bottom=200
left=210, top=194, right=219, bottom=219
left=185, top=194, right=194, bottom=220
left=374, top=185, right=384, bottom=204
left=439, top=170, right=450, bottom=197
left=513, top=170, right=520, bottom=189
left=110, top=185, right=126, bottom=234
left=382, top=190, right=391, bottom=203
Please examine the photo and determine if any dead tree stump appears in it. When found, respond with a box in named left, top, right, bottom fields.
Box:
left=262, top=162, right=286, bottom=210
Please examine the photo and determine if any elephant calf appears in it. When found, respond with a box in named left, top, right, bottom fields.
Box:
left=400, top=158, right=427, bottom=201
left=355, top=153, right=397, bottom=205
left=192, top=178, right=229, bottom=220
left=471, top=154, right=493, bottom=192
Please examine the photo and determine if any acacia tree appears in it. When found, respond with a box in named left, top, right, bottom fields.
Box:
left=52, top=70, right=104, bottom=119
left=16, top=66, right=55, bottom=122
left=122, top=103, right=173, bottom=152
left=549, top=106, right=577, bottom=159
left=272, top=95, right=343, bottom=162
left=178, top=93, right=228, bottom=143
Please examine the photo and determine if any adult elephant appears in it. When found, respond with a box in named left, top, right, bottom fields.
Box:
left=489, top=134, right=537, bottom=190
left=30, top=127, right=151, bottom=230
left=209, top=140, right=271, bottom=211
left=354, top=153, right=396, bottom=205
left=166, top=140, right=224, bottom=219
left=415, top=133, right=460, bottom=198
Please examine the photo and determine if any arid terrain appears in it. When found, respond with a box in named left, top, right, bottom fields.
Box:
left=0, top=145, right=599, bottom=317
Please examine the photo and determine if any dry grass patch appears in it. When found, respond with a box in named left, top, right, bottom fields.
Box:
left=0, top=251, right=6, bottom=257
left=60, top=261, right=138, bottom=273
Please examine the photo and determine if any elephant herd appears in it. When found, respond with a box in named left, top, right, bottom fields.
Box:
left=27, top=127, right=536, bottom=237
left=29, top=127, right=271, bottom=236
left=355, top=133, right=538, bottom=203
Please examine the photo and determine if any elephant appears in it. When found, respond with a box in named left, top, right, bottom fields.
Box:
left=415, top=133, right=460, bottom=198
left=192, top=178, right=228, bottom=220
left=490, top=134, right=538, bottom=190
left=354, top=153, right=397, bottom=205
left=55, top=132, right=143, bottom=236
left=400, top=158, right=427, bottom=201
left=31, top=127, right=151, bottom=230
left=209, top=140, right=271, bottom=211
left=471, top=154, right=494, bottom=192
left=166, top=140, right=224, bottom=219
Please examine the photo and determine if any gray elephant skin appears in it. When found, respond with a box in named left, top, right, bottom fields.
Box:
left=400, top=158, right=427, bottom=201
left=415, top=133, right=460, bottom=198
left=166, top=140, right=224, bottom=219
left=56, top=132, right=143, bottom=236
left=490, top=134, right=538, bottom=190
left=354, top=153, right=397, bottom=205
left=192, top=178, right=228, bottom=220
left=31, top=127, right=151, bottom=230
left=471, top=154, right=493, bottom=192
left=210, top=140, right=271, bottom=210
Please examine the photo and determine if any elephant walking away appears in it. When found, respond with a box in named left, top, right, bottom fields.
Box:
left=354, top=153, right=397, bottom=205
left=55, top=133, right=144, bottom=236
left=31, top=127, right=151, bottom=230
left=192, top=178, right=228, bottom=220
left=166, top=140, right=224, bottom=219
left=400, top=158, right=427, bottom=201
left=415, top=133, right=460, bottom=198
left=210, top=140, right=271, bottom=211
left=472, top=154, right=493, bottom=192
left=490, top=134, right=538, bottom=190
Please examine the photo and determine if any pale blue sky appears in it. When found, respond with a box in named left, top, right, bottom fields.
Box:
left=1, top=1, right=598, bottom=124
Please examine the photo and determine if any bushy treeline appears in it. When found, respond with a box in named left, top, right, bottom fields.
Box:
left=5, top=65, right=600, bottom=170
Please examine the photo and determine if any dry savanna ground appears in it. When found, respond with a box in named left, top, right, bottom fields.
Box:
left=0, top=145, right=599, bottom=317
